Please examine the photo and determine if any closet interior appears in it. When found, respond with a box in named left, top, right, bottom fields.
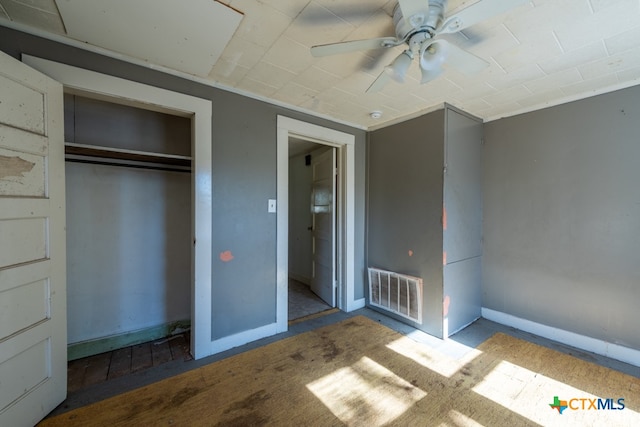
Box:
left=63, top=94, right=193, bottom=360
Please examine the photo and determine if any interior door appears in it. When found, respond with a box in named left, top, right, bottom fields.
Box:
left=310, top=148, right=336, bottom=306
left=0, top=51, right=66, bottom=426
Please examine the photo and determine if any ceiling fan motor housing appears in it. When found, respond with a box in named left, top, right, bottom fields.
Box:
left=393, top=0, right=446, bottom=41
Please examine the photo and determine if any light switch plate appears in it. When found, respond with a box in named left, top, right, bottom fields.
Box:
left=268, top=199, right=277, bottom=213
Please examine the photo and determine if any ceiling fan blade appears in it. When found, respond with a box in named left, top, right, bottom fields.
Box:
left=311, top=37, right=399, bottom=57
left=438, top=39, right=489, bottom=74
left=439, top=0, right=528, bottom=34
left=398, top=0, right=430, bottom=29
left=366, top=71, right=392, bottom=93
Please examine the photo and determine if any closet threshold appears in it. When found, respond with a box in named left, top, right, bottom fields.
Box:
left=64, top=142, right=191, bottom=172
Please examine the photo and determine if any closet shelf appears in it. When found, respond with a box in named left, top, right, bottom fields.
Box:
left=65, top=142, right=191, bottom=170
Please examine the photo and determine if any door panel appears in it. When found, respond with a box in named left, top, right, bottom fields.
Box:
left=0, top=217, right=47, bottom=267
left=310, top=148, right=336, bottom=306
left=0, top=50, right=66, bottom=426
left=0, top=72, right=46, bottom=134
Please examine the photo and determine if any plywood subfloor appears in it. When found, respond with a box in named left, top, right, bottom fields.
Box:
left=67, top=332, right=191, bottom=393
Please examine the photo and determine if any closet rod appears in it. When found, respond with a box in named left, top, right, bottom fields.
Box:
left=64, top=142, right=191, bottom=171
left=65, top=155, right=191, bottom=173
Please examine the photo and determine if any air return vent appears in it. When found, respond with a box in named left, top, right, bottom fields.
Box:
left=368, top=267, right=423, bottom=323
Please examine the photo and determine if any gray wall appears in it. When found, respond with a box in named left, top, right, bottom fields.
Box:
left=66, top=163, right=191, bottom=343
left=484, top=86, right=640, bottom=351
left=0, top=26, right=367, bottom=342
left=368, top=110, right=445, bottom=337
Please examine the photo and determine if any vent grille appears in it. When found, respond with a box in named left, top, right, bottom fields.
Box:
left=368, top=267, right=423, bottom=323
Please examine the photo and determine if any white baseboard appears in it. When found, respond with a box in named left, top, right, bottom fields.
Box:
left=347, top=297, right=366, bottom=312
left=446, top=316, right=481, bottom=338
left=482, top=308, right=640, bottom=368
left=211, top=322, right=278, bottom=355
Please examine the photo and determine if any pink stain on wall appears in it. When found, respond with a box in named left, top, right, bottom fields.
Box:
left=443, top=251, right=447, bottom=265
left=443, top=295, right=451, bottom=316
left=443, top=203, right=447, bottom=231
left=408, top=250, right=414, bottom=257
left=219, top=250, right=234, bottom=262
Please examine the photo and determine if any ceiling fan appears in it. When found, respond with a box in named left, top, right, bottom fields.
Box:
left=310, top=0, right=527, bottom=92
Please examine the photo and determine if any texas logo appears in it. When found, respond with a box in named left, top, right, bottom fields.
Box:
left=549, top=396, right=625, bottom=414
left=549, top=396, right=568, bottom=414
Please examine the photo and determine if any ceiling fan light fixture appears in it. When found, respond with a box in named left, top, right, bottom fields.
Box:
left=384, top=50, right=413, bottom=83
left=420, top=66, right=444, bottom=84
left=420, top=40, right=448, bottom=72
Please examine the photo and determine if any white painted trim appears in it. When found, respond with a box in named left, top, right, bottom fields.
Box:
left=482, top=308, right=640, bottom=368
left=277, top=116, right=357, bottom=332
left=210, top=323, right=278, bottom=354
left=343, top=142, right=357, bottom=312
left=21, top=55, right=215, bottom=361
left=1, top=19, right=365, bottom=130
left=276, top=126, right=290, bottom=334
left=350, top=298, right=366, bottom=311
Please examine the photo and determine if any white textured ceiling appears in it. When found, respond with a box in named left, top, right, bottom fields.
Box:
left=55, top=0, right=242, bottom=77
left=1, top=0, right=640, bottom=129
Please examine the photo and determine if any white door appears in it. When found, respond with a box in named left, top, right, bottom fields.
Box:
left=0, top=51, right=66, bottom=425
left=310, top=148, right=336, bottom=306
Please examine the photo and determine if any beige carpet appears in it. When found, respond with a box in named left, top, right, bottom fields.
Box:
left=40, top=316, right=640, bottom=426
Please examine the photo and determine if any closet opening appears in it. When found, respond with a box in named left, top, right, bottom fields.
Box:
left=63, top=93, right=193, bottom=366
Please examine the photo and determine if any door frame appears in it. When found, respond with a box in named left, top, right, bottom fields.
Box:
left=21, top=55, right=215, bottom=360
left=276, top=116, right=356, bottom=333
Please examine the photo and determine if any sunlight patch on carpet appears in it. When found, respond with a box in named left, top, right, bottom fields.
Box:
left=386, top=335, right=483, bottom=378
left=446, top=409, right=486, bottom=426
left=473, top=359, right=639, bottom=426
left=306, top=356, right=426, bottom=426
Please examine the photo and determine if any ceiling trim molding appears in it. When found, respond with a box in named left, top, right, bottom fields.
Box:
left=483, top=79, right=640, bottom=123
left=0, top=19, right=368, bottom=131
left=367, top=103, right=445, bottom=131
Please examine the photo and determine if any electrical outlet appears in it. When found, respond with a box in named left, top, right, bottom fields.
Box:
left=268, top=199, right=277, bottom=213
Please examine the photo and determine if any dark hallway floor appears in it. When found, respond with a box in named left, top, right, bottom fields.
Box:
left=288, top=278, right=332, bottom=320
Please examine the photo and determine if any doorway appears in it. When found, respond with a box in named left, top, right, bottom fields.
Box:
left=276, top=116, right=357, bottom=333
